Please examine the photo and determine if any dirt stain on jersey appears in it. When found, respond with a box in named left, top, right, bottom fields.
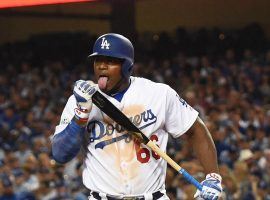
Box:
left=104, top=104, right=145, bottom=181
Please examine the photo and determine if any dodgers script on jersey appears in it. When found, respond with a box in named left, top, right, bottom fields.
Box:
left=54, top=77, right=198, bottom=197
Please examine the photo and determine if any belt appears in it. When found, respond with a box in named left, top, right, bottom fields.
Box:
left=91, top=191, right=164, bottom=200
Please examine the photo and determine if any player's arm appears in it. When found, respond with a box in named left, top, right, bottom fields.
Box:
left=52, top=80, right=96, bottom=164
left=186, top=116, right=222, bottom=199
left=164, top=86, right=222, bottom=199
left=186, top=116, right=219, bottom=174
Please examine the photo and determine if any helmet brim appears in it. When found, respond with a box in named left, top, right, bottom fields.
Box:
left=87, top=52, right=98, bottom=59
left=87, top=53, right=126, bottom=62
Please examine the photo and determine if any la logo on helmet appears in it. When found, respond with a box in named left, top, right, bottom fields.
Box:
left=101, top=37, right=110, bottom=49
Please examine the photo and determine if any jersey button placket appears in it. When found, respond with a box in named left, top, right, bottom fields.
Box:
left=120, top=161, right=132, bottom=193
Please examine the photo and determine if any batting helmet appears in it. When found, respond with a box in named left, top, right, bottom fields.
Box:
left=88, top=33, right=134, bottom=79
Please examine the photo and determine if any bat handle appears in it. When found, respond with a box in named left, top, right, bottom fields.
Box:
left=179, top=168, right=203, bottom=191
left=147, top=140, right=203, bottom=190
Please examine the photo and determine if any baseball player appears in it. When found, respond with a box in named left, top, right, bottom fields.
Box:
left=52, top=33, right=222, bottom=199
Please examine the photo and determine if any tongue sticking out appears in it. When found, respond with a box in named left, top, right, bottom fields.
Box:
left=98, top=77, right=108, bottom=90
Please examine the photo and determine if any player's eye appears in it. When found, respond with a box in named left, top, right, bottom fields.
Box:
left=95, top=56, right=123, bottom=65
left=106, top=57, right=122, bottom=65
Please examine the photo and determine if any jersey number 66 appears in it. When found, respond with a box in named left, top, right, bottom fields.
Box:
left=134, top=134, right=160, bottom=163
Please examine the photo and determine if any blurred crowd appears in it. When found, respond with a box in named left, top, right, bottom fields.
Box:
left=0, top=23, right=270, bottom=199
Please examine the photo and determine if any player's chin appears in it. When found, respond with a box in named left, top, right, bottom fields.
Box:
left=99, top=87, right=107, bottom=93
left=99, top=86, right=111, bottom=94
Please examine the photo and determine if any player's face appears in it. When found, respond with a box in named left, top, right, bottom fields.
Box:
left=94, top=56, right=123, bottom=93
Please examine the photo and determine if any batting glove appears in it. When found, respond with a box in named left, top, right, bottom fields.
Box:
left=194, top=173, right=222, bottom=200
left=73, top=80, right=97, bottom=124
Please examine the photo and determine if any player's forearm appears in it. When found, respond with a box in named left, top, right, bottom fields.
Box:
left=188, top=117, right=219, bottom=174
left=52, top=120, right=85, bottom=164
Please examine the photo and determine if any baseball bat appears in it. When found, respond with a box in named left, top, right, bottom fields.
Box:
left=92, top=91, right=203, bottom=191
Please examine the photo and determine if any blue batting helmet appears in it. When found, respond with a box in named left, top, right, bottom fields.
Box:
left=88, top=33, right=134, bottom=79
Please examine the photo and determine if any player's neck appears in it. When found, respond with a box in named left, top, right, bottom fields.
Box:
left=107, top=78, right=130, bottom=96
left=117, top=78, right=130, bottom=92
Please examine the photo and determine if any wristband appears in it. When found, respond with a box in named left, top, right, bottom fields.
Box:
left=205, top=173, right=222, bottom=181
left=74, top=108, right=90, bottom=127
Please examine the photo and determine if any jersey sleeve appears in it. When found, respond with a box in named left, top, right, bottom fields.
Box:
left=54, top=95, right=77, bottom=135
left=165, top=86, right=198, bottom=138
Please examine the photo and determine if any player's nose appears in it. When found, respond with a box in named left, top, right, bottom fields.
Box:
left=97, top=61, right=108, bottom=70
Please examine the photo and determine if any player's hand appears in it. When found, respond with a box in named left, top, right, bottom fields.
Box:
left=194, top=173, right=222, bottom=200
left=73, top=80, right=97, bottom=122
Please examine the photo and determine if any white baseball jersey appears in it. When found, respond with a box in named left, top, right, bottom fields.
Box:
left=54, top=76, right=198, bottom=197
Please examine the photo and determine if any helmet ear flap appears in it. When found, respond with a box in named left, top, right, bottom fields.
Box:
left=122, top=60, right=133, bottom=79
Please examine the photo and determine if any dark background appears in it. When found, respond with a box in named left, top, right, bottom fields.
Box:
left=1, top=0, right=270, bottom=44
